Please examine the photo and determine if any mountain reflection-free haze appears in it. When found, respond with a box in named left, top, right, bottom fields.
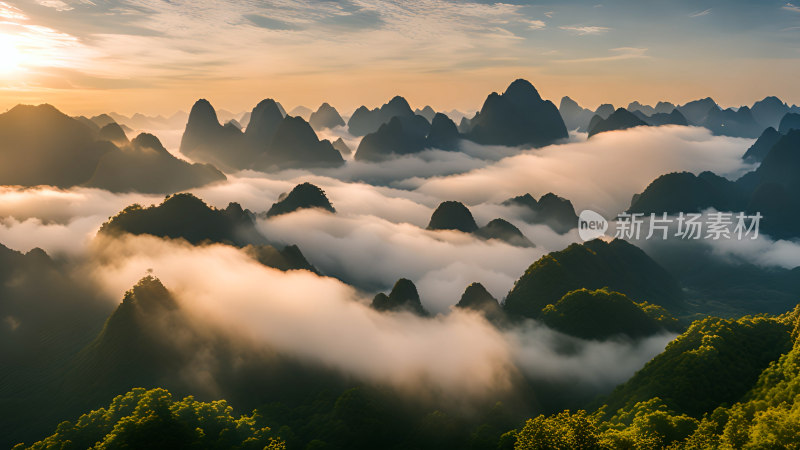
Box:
left=2, top=1, right=800, bottom=449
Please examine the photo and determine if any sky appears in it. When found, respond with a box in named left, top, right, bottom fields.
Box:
left=0, top=0, right=798, bottom=116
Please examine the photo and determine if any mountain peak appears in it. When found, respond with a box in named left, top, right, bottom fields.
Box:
left=372, top=278, right=427, bottom=316
left=98, top=122, right=129, bottom=145
left=386, top=95, right=411, bottom=109
left=187, top=99, right=219, bottom=125
left=588, top=108, right=648, bottom=137
left=427, top=201, right=478, bottom=233
left=559, top=96, right=581, bottom=110
left=266, top=182, right=335, bottom=217
left=456, top=283, right=497, bottom=309
left=504, top=78, right=542, bottom=101
left=476, top=218, right=534, bottom=247
left=425, top=113, right=460, bottom=150
left=130, top=133, right=168, bottom=154
left=120, top=276, right=177, bottom=313
left=244, top=98, right=284, bottom=143
left=309, top=102, right=345, bottom=130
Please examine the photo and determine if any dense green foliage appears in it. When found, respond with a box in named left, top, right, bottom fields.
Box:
left=504, top=239, right=684, bottom=318
left=99, top=193, right=259, bottom=246
left=16, top=388, right=285, bottom=450
left=600, top=313, right=793, bottom=417
left=540, top=288, right=679, bottom=340
left=513, top=306, right=800, bottom=449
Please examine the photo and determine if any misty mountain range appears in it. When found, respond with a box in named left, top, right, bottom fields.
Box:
left=3, top=77, right=798, bottom=192
left=3, top=77, right=800, bottom=449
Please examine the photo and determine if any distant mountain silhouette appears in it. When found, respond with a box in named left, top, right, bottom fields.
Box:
left=740, top=130, right=800, bottom=238
left=629, top=171, right=745, bottom=214
left=540, top=288, right=679, bottom=340
left=425, top=113, right=461, bottom=150
left=594, top=103, right=615, bottom=119
left=332, top=137, right=351, bottom=155
left=74, top=115, right=101, bottom=133
left=288, top=105, right=313, bottom=120
left=475, top=218, right=534, bottom=247
left=558, top=96, right=594, bottom=132
left=107, top=110, right=190, bottom=130
left=252, top=116, right=344, bottom=170
left=239, top=111, right=251, bottom=128
left=266, top=182, right=336, bottom=217
left=634, top=109, right=688, bottom=127
left=751, top=96, right=790, bottom=129
left=371, top=278, right=428, bottom=316
left=677, top=97, right=718, bottom=125
left=414, top=105, right=436, bottom=122
left=750, top=96, right=791, bottom=128
left=97, top=122, right=129, bottom=145
left=632, top=129, right=800, bottom=239
left=503, top=193, right=578, bottom=234
left=627, top=101, right=677, bottom=116
left=353, top=115, right=431, bottom=161
left=0, top=104, right=112, bottom=187
left=466, top=79, right=568, bottom=147
left=744, top=130, right=800, bottom=190
left=703, top=106, right=762, bottom=138
left=654, top=101, right=677, bottom=114
left=86, top=133, right=226, bottom=193
left=347, top=96, right=420, bottom=136
left=743, top=127, right=782, bottom=162
left=627, top=101, right=655, bottom=116
left=243, top=98, right=284, bottom=155
left=0, top=103, right=224, bottom=192
left=309, top=103, right=345, bottom=130
left=179, top=99, right=247, bottom=171
left=181, top=99, right=341, bottom=171
left=427, top=201, right=479, bottom=232
left=455, top=282, right=505, bottom=323
left=587, top=108, right=648, bottom=137
left=90, top=113, right=117, bottom=128
left=457, top=116, right=471, bottom=133
left=426, top=201, right=533, bottom=246
left=778, top=112, right=800, bottom=134
left=504, top=238, right=684, bottom=318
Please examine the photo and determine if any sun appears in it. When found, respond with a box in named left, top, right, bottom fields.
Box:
left=0, top=34, right=22, bottom=74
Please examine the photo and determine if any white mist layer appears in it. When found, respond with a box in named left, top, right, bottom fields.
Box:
left=88, top=234, right=674, bottom=402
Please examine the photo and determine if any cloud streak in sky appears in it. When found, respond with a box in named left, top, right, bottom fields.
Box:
left=558, top=25, right=610, bottom=35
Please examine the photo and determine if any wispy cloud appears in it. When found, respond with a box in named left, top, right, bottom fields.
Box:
left=526, top=19, right=546, bottom=30
left=689, top=8, right=711, bottom=18
left=37, top=0, right=73, bottom=11
left=559, top=25, right=610, bottom=35
left=783, top=2, right=800, bottom=12
left=556, top=47, right=648, bottom=64
left=0, top=2, right=26, bottom=20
